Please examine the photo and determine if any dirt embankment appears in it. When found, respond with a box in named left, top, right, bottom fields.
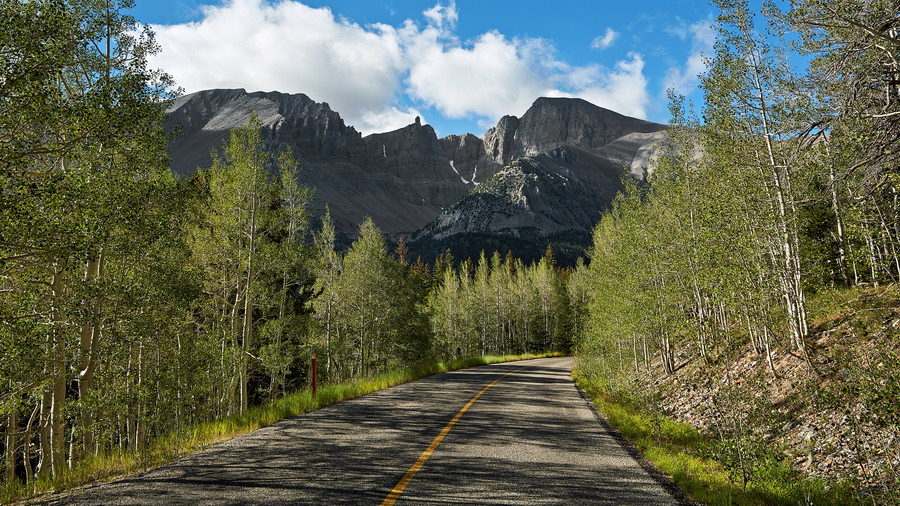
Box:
left=653, top=285, right=900, bottom=495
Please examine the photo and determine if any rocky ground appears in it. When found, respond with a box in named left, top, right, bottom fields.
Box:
left=651, top=285, right=900, bottom=500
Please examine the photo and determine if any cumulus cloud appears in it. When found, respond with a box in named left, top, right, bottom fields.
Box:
left=402, top=28, right=549, bottom=123
left=148, top=0, right=651, bottom=134
left=401, top=6, right=649, bottom=125
left=663, top=19, right=715, bottom=96
left=422, top=0, right=458, bottom=31
left=590, top=28, right=619, bottom=50
left=356, top=105, right=425, bottom=134
left=148, top=0, right=406, bottom=132
left=552, top=53, right=649, bottom=119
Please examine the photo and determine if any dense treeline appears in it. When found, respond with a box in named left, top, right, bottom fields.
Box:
left=576, top=0, right=898, bottom=389
left=428, top=249, right=573, bottom=360
left=0, top=1, right=571, bottom=486
left=1, top=0, right=184, bottom=481
left=572, top=0, right=899, bottom=494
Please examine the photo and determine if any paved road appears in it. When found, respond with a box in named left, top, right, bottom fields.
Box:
left=47, top=357, right=684, bottom=505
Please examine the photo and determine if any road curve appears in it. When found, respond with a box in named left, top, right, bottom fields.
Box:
left=46, top=357, right=684, bottom=505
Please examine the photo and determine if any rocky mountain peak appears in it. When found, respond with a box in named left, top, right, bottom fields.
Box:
left=482, top=114, right=520, bottom=166
left=362, top=120, right=456, bottom=183
left=511, top=96, right=667, bottom=158
left=166, top=88, right=367, bottom=174
left=166, top=89, right=668, bottom=264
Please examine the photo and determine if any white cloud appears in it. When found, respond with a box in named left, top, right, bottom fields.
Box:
left=663, top=19, right=715, bottom=96
left=148, top=0, right=404, bottom=133
left=422, top=0, right=458, bottom=31
left=401, top=11, right=649, bottom=125
left=356, top=105, right=426, bottom=134
left=546, top=53, right=650, bottom=119
left=402, top=28, right=548, bottom=122
left=148, top=0, right=650, bottom=134
left=664, top=17, right=689, bottom=40
left=552, top=57, right=653, bottom=118
left=591, top=28, right=619, bottom=50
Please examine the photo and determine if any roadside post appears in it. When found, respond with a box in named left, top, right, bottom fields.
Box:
left=311, top=353, right=317, bottom=397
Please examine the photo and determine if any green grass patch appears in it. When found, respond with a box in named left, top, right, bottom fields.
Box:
left=4, top=352, right=559, bottom=504
left=573, top=372, right=858, bottom=505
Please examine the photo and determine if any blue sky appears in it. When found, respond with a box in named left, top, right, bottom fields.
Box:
left=129, top=0, right=718, bottom=136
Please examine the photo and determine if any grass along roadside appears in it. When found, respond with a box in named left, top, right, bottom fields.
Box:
left=573, top=371, right=859, bottom=505
left=4, top=352, right=560, bottom=504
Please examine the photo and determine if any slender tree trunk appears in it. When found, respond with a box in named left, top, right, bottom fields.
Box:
left=763, top=325, right=777, bottom=378
left=240, top=194, right=258, bottom=414
left=23, top=402, right=39, bottom=484
left=49, top=270, right=67, bottom=476
left=37, top=388, right=50, bottom=477
left=5, top=407, right=16, bottom=482
left=643, top=336, right=650, bottom=372
left=134, top=338, right=144, bottom=452
left=77, top=255, right=102, bottom=457
left=828, top=159, right=851, bottom=284
left=747, top=40, right=812, bottom=370
left=632, top=334, right=639, bottom=374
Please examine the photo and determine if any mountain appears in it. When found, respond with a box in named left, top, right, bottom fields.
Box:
left=409, top=98, right=668, bottom=265
left=166, top=89, right=476, bottom=244
left=165, top=89, right=667, bottom=263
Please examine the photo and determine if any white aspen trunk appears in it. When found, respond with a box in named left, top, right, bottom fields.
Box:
left=23, top=403, right=39, bottom=484
left=748, top=45, right=810, bottom=367
left=123, top=342, right=133, bottom=448
left=49, top=270, right=67, bottom=477
left=77, top=255, right=102, bottom=456
left=5, top=408, right=16, bottom=482
left=643, top=336, right=650, bottom=373
left=134, top=338, right=144, bottom=452
left=229, top=286, right=241, bottom=415
left=696, top=289, right=709, bottom=362
left=866, top=232, right=879, bottom=284
left=616, top=338, right=624, bottom=372
left=325, top=292, right=333, bottom=382
left=240, top=198, right=256, bottom=414
left=36, top=388, right=50, bottom=478
left=632, top=334, right=639, bottom=375
left=746, top=309, right=761, bottom=355
left=237, top=180, right=258, bottom=414
left=828, top=157, right=850, bottom=284
left=762, top=325, right=777, bottom=378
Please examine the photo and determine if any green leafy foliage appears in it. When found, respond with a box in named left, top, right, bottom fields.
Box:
left=572, top=0, right=900, bottom=502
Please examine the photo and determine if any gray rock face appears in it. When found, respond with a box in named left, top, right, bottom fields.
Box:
left=438, top=133, right=486, bottom=184
left=166, top=89, right=470, bottom=238
left=409, top=144, right=629, bottom=265
left=166, top=89, right=666, bottom=263
left=408, top=98, right=668, bottom=265
left=510, top=97, right=665, bottom=157
left=363, top=122, right=453, bottom=183
left=166, top=88, right=368, bottom=174
left=481, top=115, right=520, bottom=168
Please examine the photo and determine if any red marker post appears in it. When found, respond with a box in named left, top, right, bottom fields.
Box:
left=311, top=353, right=317, bottom=397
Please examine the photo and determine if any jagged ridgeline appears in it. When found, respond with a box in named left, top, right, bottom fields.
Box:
left=166, top=90, right=667, bottom=265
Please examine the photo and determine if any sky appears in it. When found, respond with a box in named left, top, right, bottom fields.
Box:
left=128, top=0, right=718, bottom=137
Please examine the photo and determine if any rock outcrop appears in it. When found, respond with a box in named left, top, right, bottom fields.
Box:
left=438, top=133, right=486, bottom=185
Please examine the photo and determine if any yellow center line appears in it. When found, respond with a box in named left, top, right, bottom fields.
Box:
left=380, top=364, right=533, bottom=506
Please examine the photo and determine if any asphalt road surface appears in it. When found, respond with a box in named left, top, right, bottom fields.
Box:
left=47, top=357, right=685, bottom=505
